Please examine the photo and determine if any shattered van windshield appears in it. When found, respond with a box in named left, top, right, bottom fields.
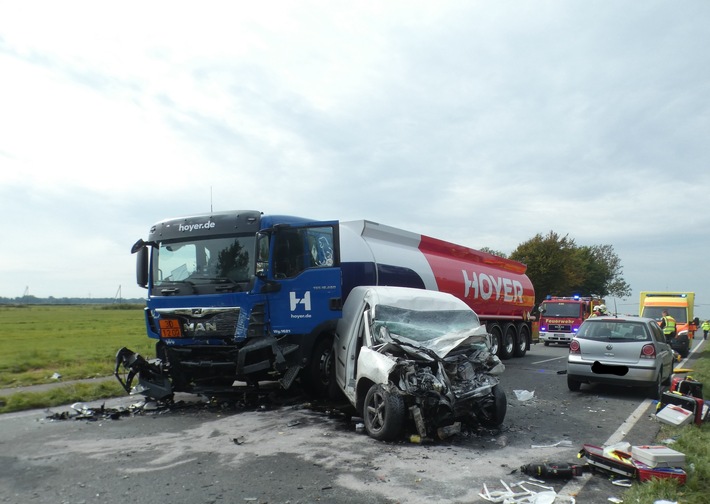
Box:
left=154, top=236, right=255, bottom=286
left=372, top=305, right=481, bottom=344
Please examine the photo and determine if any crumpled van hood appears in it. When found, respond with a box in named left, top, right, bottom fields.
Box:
left=414, top=325, right=490, bottom=358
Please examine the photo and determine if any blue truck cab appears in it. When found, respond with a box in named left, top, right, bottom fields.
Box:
left=122, top=210, right=342, bottom=397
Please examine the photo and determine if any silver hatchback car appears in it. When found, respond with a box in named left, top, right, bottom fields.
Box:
left=566, top=316, right=673, bottom=400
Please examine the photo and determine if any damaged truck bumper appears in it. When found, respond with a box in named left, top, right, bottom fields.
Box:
left=114, top=335, right=303, bottom=401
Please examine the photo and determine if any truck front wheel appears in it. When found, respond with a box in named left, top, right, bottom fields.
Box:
left=301, top=335, right=339, bottom=399
left=363, top=384, right=405, bottom=441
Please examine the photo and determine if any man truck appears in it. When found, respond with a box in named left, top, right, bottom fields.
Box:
left=115, top=210, right=535, bottom=400
left=639, top=291, right=698, bottom=358
left=538, top=295, right=604, bottom=346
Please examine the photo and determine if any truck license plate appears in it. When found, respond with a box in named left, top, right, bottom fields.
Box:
left=159, top=319, right=182, bottom=338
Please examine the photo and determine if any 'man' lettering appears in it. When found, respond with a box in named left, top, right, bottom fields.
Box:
left=462, top=270, right=523, bottom=303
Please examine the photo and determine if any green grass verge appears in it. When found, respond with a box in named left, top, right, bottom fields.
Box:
left=0, top=304, right=154, bottom=412
left=620, top=340, right=710, bottom=504
left=0, top=381, right=127, bottom=413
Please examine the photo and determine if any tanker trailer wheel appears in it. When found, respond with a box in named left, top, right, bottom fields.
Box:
left=488, top=324, right=502, bottom=357
left=499, top=323, right=516, bottom=360
left=475, top=385, right=507, bottom=428
left=363, top=384, right=405, bottom=441
left=513, top=323, right=529, bottom=357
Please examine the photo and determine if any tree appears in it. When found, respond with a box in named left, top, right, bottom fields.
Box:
left=479, top=246, right=507, bottom=258
left=509, top=231, right=630, bottom=304
left=509, top=232, right=578, bottom=304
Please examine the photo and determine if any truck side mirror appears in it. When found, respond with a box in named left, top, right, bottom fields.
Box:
left=135, top=245, right=149, bottom=288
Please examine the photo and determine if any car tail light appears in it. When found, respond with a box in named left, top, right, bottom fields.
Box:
left=569, top=340, right=580, bottom=354
left=640, top=344, right=656, bottom=359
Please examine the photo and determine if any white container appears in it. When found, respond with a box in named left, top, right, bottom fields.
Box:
left=656, top=404, right=693, bottom=427
left=631, top=445, right=686, bottom=468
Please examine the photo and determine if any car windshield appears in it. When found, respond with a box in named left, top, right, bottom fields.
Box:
left=577, top=321, right=650, bottom=342
left=154, top=235, right=255, bottom=286
left=542, top=302, right=582, bottom=317
left=371, top=304, right=481, bottom=344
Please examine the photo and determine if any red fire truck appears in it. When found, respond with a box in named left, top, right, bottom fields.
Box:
left=538, top=295, right=604, bottom=346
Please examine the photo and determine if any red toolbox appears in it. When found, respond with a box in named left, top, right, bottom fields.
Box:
left=660, top=391, right=704, bottom=426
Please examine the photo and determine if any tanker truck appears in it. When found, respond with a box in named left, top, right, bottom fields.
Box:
left=115, top=210, right=535, bottom=401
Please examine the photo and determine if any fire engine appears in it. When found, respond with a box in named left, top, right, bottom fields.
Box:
left=538, top=295, right=603, bottom=346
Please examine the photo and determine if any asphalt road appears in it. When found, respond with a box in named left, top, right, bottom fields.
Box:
left=1, top=338, right=704, bottom=504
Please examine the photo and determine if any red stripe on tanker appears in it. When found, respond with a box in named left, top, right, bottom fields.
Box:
left=418, top=234, right=535, bottom=320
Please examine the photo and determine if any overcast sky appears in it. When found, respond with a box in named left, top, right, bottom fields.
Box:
left=1, top=1, right=709, bottom=316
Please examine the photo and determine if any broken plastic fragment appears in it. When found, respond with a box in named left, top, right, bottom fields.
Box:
left=530, top=440, right=573, bottom=448
left=514, top=390, right=535, bottom=401
left=71, top=402, right=92, bottom=414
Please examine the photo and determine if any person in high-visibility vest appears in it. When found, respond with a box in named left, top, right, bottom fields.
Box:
left=660, top=310, right=677, bottom=343
left=702, top=319, right=710, bottom=341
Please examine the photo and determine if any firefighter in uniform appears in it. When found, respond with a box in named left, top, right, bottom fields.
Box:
left=660, top=310, right=677, bottom=344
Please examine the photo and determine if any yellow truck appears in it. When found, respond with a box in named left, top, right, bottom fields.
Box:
left=639, top=291, right=698, bottom=357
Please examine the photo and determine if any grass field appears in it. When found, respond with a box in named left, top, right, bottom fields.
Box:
left=0, top=304, right=154, bottom=412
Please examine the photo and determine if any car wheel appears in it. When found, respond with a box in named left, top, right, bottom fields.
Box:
left=476, top=385, right=507, bottom=428
left=662, top=368, right=671, bottom=386
left=499, top=323, right=516, bottom=360
left=567, top=375, right=581, bottom=392
left=544, top=341, right=550, bottom=347
left=363, top=384, right=405, bottom=441
left=647, top=372, right=663, bottom=401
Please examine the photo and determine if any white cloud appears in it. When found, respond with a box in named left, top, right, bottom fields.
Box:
left=1, top=1, right=710, bottom=313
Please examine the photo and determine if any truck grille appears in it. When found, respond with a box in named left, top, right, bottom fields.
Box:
left=548, top=324, right=572, bottom=332
left=156, top=307, right=240, bottom=339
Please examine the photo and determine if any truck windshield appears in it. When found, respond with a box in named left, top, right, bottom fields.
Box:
left=154, top=236, right=255, bottom=286
left=541, top=302, right=582, bottom=318
left=641, top=307, right=687, bottom=323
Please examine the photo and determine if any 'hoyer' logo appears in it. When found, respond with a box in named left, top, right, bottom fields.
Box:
left=462, top=270, right=523, bottom=303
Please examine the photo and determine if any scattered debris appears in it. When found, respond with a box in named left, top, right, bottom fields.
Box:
left=530, top=440, right=573, bottom=449
left=514, top=390, right=535, bottom=401
left=478, top=479, right=575, bottom=503
left=50, top=372, right=62, bottom=380
left=520, top=462, right=584, bottom=479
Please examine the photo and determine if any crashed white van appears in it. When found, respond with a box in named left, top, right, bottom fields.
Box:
left=333, top=286, right=507, bottom=441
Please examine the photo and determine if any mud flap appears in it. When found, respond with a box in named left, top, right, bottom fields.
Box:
left=114, top=347, right=173, bottom=401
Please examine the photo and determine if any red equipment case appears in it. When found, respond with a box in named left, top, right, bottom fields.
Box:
left=660, top=391, right=704, bottom=426
left=670, top=377, right=703, bottom=399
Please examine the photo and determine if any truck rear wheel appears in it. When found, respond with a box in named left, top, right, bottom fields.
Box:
left=499, top=323, right=516, bottom=360
left=488, top=324, right=502, bottom=357
left=514, top=323, right=529, bottom=357
left=363, top=384, right=405, bottom=441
